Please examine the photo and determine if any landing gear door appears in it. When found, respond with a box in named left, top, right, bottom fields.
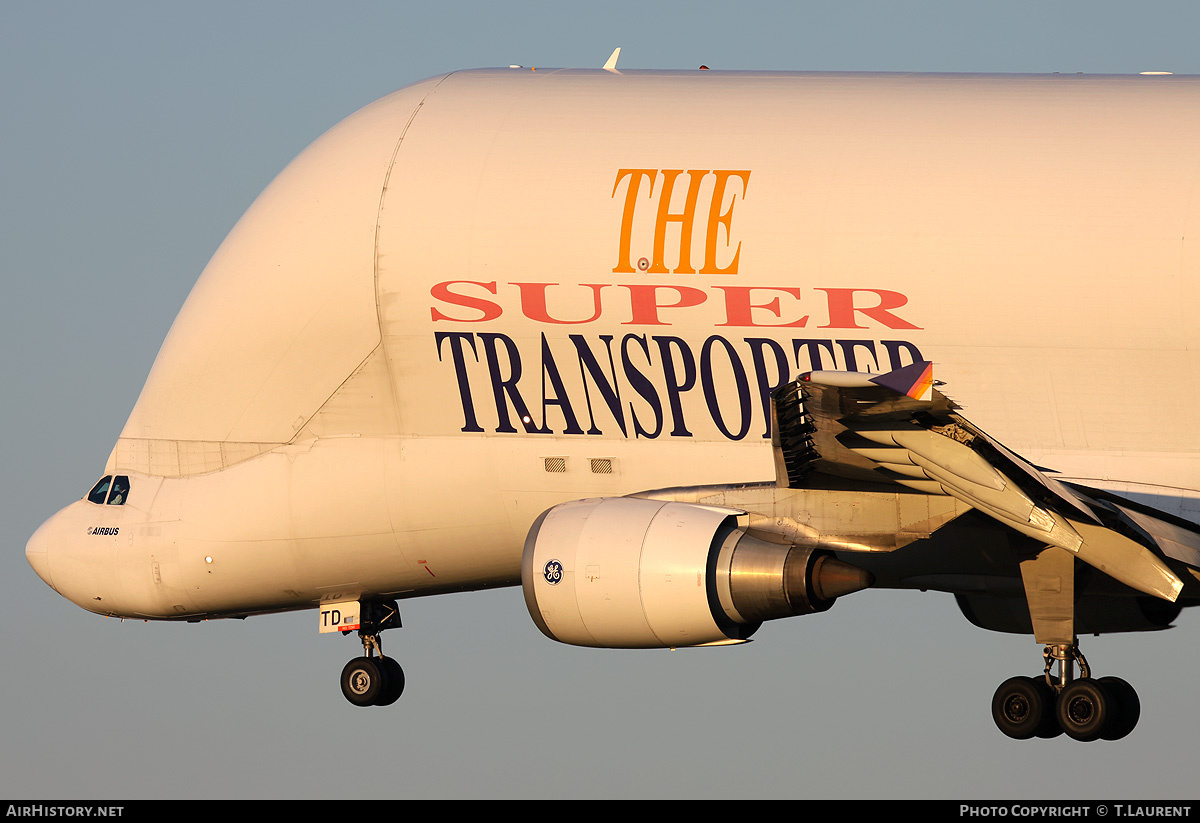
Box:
left=319, top=599, right=362, bottom=633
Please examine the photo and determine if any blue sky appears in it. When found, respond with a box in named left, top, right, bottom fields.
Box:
left=4, top=1, right=1200, bottom=799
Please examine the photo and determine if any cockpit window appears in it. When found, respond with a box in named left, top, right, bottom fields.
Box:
left=87, top=476, right=112, bottom=505
left=86, top=475, right=131, bottom=505
left=107, top=476, right=130, bottom=506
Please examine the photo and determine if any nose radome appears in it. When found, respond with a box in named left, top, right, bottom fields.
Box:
left=26, top=518, right=57, bottom=593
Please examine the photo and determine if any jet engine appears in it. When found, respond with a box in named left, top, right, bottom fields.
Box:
left=521, top=497, right=874, bottom=648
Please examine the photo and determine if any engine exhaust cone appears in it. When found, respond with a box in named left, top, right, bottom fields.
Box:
left=811, top=556, right=875, bottom=601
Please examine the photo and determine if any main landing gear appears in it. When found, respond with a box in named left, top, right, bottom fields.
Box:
left=339, top=600, right=405, bottom=707
left=991, top=642, right=1141, bottom=741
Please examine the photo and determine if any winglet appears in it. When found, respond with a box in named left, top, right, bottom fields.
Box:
left=603, top=47, right=621, bottom=71
left=869, top=360, right=934, bottom=400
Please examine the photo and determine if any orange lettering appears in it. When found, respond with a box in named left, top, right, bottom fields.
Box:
left=700, top=170, right=750, bottom=274
left=611, top=169, right=657, bottom=273
left=649, top=170, right=706, bottom=274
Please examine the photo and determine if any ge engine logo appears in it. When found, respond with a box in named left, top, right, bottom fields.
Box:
left=543, top=559, right=563, bottom=585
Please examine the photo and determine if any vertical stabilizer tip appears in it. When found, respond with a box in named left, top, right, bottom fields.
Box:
left=603, top=48, right=621, bottom=71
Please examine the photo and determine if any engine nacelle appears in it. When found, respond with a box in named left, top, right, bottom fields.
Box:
left=521, top=497, right=873, bottom=649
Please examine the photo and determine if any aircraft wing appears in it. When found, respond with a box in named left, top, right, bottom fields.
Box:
left=770, top=361, right=1195, bottom=603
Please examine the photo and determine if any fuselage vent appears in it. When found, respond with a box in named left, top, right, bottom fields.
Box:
left=590, top=458, right=613, bottom=474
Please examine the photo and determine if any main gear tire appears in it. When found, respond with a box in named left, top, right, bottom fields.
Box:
left=992, top=676, right=1053, bottom=740
left=1098, top=676, right=1140, bottom=741
left=1056, top=678, right=1112, bottom=742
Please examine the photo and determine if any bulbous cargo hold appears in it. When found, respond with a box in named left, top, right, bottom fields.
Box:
left=108, top=76, right=449, bottom=476
left=109, top=68, right=1200, bottom=487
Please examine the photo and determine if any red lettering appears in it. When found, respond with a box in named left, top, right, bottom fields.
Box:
left=621, top=284, right=707, bottom=325
left=713, top=286, right=808, bottom=328
left=513, top=283, right=608, bottom=324
left=817, top=288, right=921, bottom=330
left=430, top=281, right=502, bottom=322
left=431, top=281, right=920, bottom=331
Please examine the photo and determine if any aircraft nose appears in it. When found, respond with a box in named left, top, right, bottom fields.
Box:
left=26, top=517, right=58, bottom=593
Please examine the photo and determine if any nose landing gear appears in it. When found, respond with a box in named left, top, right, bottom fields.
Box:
left=991, top=642, right=1141, bottom=741
left=336, top=600, right=405, bottom=707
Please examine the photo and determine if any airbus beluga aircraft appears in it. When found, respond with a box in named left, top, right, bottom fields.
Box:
left=25, top=65, right=1200, bottom=741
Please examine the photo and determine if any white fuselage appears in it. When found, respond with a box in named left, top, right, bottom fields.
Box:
left=26, top=69, right=1200, bottom=620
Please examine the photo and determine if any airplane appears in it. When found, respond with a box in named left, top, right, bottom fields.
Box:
left=24, top=66, right=1200, bottom=742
